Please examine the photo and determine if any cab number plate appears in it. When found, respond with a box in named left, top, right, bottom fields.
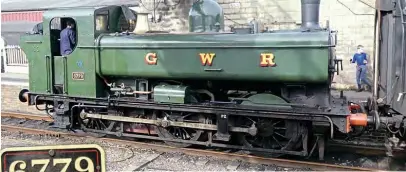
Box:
left=0, top=144, right=105, bottom=172
left=72, top=72, right=85, bottom=80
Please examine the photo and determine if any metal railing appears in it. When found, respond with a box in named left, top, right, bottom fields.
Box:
left=4, top=45, right=28, bottom=66
left=1, top=44, right=29, bottom=74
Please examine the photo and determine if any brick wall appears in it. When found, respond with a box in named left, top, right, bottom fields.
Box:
left=137, top=0, right=376, bottom=87
left=1, top=84, right=46, bottom=114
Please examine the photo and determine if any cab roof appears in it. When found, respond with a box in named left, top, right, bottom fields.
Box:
left=41, top=5, right=127, bottom=19
left=1, top=0, right=138, bottom=12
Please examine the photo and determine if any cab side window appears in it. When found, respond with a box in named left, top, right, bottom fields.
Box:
left=95, top=11, right=109, bottom=32
left=94, top=7, right=136, bottom=35
left=50, top=17, right=77, bottom=56
left=50, top=18, right=61, bottom=56
left=32, top=22, right=43, bottom=34
left=118, top=13, right=136, bottom=32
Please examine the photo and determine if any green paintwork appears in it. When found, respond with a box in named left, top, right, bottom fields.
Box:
left=20, top=35, right=48, bottom=94
left=241, top=93, right=292, bottom=109
left=20, top=6, right=125, bottom=98
left=20, top=4, right=332, bottom=101
left=53, top=56, right=65, bottom=85
left=189, top=0, right=224, bottom=32
left=153, top=84, right=190, bottom=103
left=95, top=31, right=330, bottom=83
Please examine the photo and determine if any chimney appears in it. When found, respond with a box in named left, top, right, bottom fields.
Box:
left=133, top=12, right=150, bottom=34
left=301, top=0, right=321, bottom=30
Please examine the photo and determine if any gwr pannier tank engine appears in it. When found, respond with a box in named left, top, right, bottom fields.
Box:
left=17, top=0, right=406, bottom=159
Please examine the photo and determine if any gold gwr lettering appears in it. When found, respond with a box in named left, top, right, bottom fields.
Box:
left=199, top=53, right=216, bottom=66
left=145, top=53, right=157, bottom=65
left=260, top=53, right=276, bottom=67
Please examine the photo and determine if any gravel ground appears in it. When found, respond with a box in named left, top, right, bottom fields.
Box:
left=2, top=116, right=405, bottom=171
left=1, top=130, right=308, bottom=171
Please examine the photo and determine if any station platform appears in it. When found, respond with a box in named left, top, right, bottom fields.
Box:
left=1, top=72, right=39, bottom=114
left=1, top=72, right=28, bottom=86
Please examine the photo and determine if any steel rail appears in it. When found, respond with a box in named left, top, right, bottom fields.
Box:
left=0, top=125, right=378, bottom=171
left=1, top=112, right=54, bottom=122
left=1, top=112, right=379, bottom=171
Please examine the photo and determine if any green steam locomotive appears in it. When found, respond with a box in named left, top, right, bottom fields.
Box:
left=17, top=0, right=406, bottom=159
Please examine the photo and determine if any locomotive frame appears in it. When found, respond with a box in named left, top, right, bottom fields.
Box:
left=16, top=0, right=406, bottom=160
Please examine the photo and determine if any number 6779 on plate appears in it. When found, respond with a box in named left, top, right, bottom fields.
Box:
left=0, top=144, right=106, bottom=172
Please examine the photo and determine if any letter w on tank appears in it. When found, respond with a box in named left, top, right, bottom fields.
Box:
left=199, top=53, right=216, bottom=66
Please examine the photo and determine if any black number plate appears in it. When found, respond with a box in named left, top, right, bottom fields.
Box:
left=0, top=144, right=106, bottom=172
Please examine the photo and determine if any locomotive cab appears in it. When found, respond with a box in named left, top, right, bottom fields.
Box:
left=20, top=5, right=138, bottom=96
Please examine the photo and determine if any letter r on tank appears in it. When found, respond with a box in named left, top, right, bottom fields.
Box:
left=145, top=53, right=157, bottom=65
left=260, top=53, right=276, bottom=67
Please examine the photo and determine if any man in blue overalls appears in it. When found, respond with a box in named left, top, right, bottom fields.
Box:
left=351, top=45, right=372, bottom=92
left=60, top=20, right=76, bottom=56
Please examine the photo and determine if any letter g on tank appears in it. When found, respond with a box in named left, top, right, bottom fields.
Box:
left=145, top=53, right=158, bottom=65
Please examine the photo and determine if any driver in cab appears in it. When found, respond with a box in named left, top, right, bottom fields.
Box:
left=60, top=20, right=76, bottom=56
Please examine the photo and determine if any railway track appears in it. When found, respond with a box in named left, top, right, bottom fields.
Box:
left=0, top=111, right=380, bottom=171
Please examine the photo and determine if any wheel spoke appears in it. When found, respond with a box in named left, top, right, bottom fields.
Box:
left=85, top=120, right=91, bottom=128
left=272, top=136, right=283, bottom=148
left=100, top=120, right=107, bottom=129
left=274, top=132, right=287, bottom=139
left=274, top=127, right=286, bottom=130
left=182, top=128, right=191, bottom=139
left=95, top=120, right=101, bottom=130
left=272, top=121, right=281, bottom=126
